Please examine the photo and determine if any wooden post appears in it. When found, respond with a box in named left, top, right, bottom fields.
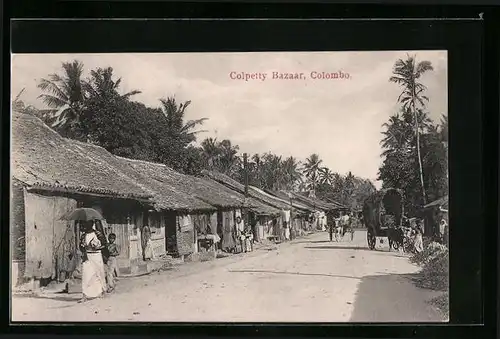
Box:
left=243, top=153, right=249, bottom=197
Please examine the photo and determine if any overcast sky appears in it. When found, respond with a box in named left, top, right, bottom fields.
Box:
left=11, top=51, right=447, bottom=188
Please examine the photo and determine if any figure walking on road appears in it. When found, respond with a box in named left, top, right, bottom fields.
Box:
left=78, top=221, right=107, bottom=303
left=329, top=220, right=334, bottom=242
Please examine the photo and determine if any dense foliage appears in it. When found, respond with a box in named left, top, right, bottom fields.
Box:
left=377, top=108, right=448, bottom=215
left=379, top=55, right=448, bottom=215
left=410, top=241, right=449, bottom=291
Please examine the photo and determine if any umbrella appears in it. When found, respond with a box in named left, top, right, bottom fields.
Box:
left=62, top=208, right=104, bottom=221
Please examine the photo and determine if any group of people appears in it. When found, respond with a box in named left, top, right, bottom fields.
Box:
left=389, top=217, right=424, bottom=253
left=328, top=212, right=354, bottom=242
left=78, top=220, right=120, bottom=303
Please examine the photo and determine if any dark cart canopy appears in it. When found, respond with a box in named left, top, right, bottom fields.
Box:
left=362, top=188, right=404, bottom=235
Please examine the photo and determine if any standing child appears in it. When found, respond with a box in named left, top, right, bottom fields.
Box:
left=413, top=221, right=424, bottom=253
left=105, top=233, right=120, bottom=292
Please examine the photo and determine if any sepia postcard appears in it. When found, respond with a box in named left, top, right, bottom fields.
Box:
left=10, top=51, right=449, bottom=323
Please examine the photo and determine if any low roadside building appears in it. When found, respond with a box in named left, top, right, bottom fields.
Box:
left=11, top=111, right=155, bottom=286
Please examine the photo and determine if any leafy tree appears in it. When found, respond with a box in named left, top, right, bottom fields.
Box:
left=316, top=171, right=376, bottom=209
left=390, top=55, right=433, bottom=205
left=378, top=109, right=448, bottom=215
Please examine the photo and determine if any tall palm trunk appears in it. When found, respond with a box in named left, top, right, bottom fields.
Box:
left=412, top=96, right=427, bottom=205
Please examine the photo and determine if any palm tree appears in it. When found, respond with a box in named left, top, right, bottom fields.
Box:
left=319, top=167, right=335, bottom=185
left=390, top=54, right=433, bottom=205
left=303, top=153, right=323, bottom=195
left=201, top=137, right=220, bottom=168
left=283, top=156, right=301, bottom=190
left=260, top=153, right=284, bottom=190
left=217, top=139, right=240, bottom=174
left=37, top=60, right=86, bottom=128
left=84, top=67, right=141, bottom=101
left=251, top=153, right=262, bottom=187
left=159, top=97, right=208, bottom=145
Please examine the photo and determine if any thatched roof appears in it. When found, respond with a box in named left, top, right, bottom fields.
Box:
left=201, top=170, right=283, bottom=216
left=247, top=185, right=297, bottom=211
left=263, top=190, right=315, bottom=213
left=73, top=142, right=214, bottom=212
left=197, top=177, right=280, bottom=215
left=289, top=192, right=347, bottom=211
left=203, top=170, right=287, bottom=209
left=11, top=111, right=151, bottom=200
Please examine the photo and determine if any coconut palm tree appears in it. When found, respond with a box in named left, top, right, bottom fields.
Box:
left=159, top=97, right=208, bottom=145
left=319, top=167, right=335, bottom=185
left=255, top=153, right=282, bottom=190
left=390, top=54, right=433, bottom=204
left=201, top=137, right=220, bottom=168
left=251, top=153, right=262, bottom=187
left=282, top=156, right=301, bottom=190
left=303, top=153, right=323, bottom=194
left=84, top=67, right=141, bottom=101
left=217, top=139, right=240, bottom=174
left=37, top=60, right=86, bottom=128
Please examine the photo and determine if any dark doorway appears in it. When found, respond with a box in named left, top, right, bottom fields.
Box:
left=164, top=212, right=177, bottom=255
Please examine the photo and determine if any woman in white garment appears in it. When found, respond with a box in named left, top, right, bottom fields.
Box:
left=413, top=220, right=424, bottom=253
left=79, top=221, right=107, bottom=302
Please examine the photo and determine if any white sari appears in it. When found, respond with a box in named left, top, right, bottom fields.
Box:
left=82, top=232, right=106, bottom=298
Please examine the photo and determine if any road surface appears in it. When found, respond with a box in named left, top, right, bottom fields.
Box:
left=11, top=230, right=446, bottom=322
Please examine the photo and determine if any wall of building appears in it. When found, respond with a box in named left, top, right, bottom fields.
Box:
left=177, top=214, right=195, bottom=256
left=11, top=180, right=26, bottom=287
left=24, top=190, right=78, bottom=280
left=128, top=211, right=167, bottom=261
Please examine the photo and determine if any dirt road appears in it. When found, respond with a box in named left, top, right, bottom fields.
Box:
left=11, top=230, right=446, bottom=322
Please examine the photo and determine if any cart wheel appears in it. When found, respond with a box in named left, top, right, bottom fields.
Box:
left=392, top=240, right=400, bottom=251
left=367, top=230, right=376, bottom=250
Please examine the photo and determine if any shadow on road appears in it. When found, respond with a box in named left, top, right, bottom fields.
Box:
left=13, top=293, right=80, bottom=303
left=293, top=240, right=332, bottom=244
left=305, top=245, right=379, bottom=252
left=228, top=269, right=361, bottom=280
left=349, top=273, right=446, bottom=322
